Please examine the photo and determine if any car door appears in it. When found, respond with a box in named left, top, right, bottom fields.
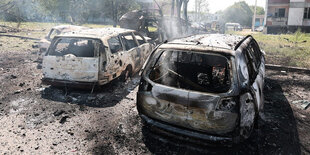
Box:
left=107, top=36, right=124, bottom=79
left=134, top=32, right=151, bottom=63
left=243, top=42, right=263, bottom=111
left=119, top=33, right=140, bottom=73
left=249, top=40, right=265, bottom=110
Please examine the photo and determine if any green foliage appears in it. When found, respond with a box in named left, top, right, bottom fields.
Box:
left=250, top=6, right=265, bottom=15
left=220, top=1, right=253, bottom=27
left=293, top=28, right=306, bottom=44
left=1, top=0, right=140, bottom=24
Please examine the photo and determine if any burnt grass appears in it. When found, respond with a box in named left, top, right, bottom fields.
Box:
left=1, top=38, right=310, bottom=154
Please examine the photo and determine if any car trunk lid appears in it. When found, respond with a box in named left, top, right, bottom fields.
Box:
left=42, top=55, right=99, bottom=82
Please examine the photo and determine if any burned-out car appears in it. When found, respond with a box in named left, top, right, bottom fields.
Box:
left=42, top=28, right=153, bottom=88
left=38, top=25, right=88, bottom=58
left=137, top=34, right=265, bottom=143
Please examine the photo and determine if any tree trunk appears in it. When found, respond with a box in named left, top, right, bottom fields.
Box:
left=176, top=0, right=183, bottom=34
left=176, top=0, right=182, bottom=19
left=112, top=0, right=118, bottom=27
left=183, top=0, right=188, bottom=23
left=171, top=0, right=175, bottom=17
left=183, top=0, right=189, bottom=33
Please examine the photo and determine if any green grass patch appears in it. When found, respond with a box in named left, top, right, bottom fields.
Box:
left=228, top=30, right=310, bottom=68
left=148, top=26, right=157, bottom=32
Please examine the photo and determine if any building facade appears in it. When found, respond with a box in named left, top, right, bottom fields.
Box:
left=255, top=15, right=265, bottom=27
left=266, top=0, right=310, bottom=33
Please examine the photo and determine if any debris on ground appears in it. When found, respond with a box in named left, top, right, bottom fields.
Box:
left=0, top=30, right=310, bottom=154
left=292, top=100, right=310, bottom=110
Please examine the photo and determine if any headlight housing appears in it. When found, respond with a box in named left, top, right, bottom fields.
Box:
left=216, top=97, right=238, bottom=112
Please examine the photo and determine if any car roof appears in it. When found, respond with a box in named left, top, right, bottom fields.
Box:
left=159, top=34, right=247, bottom=55
left=52, top=25, right=88, bottom=32
left=57, top=27, right=136, bottom=39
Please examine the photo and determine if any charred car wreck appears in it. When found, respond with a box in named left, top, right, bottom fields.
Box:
left=42, top=28, right=153, bottom=88
left=137, top=34, right=265, bottom=143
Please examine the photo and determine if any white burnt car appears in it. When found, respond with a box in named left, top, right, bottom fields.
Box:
left=137, top=34, right=265, bottom=143
left=42, top=28, right=153, bottom=88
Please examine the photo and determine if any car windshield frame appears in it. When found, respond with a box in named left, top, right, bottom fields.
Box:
left=47, top=37, right=104, bottom=58
left=145, top=49, right=233, bottom=94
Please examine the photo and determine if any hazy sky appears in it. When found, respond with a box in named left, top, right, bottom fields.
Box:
left=188, top=0, right=267, bottom=13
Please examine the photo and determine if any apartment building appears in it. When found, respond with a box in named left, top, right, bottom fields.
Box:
left=266, top=0, right=310, bottom=33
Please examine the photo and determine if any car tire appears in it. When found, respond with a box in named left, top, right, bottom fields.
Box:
left=121, top=66, right=132, bottom=82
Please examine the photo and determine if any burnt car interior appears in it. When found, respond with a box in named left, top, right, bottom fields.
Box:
left=48, top=38, right=101, bottom=57
left=134, top=33, right=146, bottom=45
left=108, top=37, right=123, bottom=53
left=148, top=50, right=231, bottom=93
left=108, top=34, right=140, bottom=53
left=120, top=34, right=138, bottom=50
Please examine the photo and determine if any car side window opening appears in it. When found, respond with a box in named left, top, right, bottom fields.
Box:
left=243, top=48, right=258, bottom=83
left=247, top=46, right=258, bottom=70
left=148, top=50, right=231, bottom=93
left=251, top=40, right=262, bottom=61
left=48, top=38, right=99, bottom=57
left=134, top=33, right=146, bottom=45
left=108, top=36, right=123, bottom=54
left=120, top=33, right=138, bottom=50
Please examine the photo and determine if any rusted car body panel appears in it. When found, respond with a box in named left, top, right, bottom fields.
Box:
left=42, top=28, right=153, bottom=88
left=137, top=34, right=265, bottom=143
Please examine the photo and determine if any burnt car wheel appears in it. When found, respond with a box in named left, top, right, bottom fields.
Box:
left=239, top=94, right=256, bottom=140
left=121, top=66, right=132, bottom=81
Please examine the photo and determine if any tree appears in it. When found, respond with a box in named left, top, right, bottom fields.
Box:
left=220, top=1, right=253, bottom=27
left=195, top=0, right=209, bottom=22
left=183, top=0, right=189, bottom=23
left=250, top=6, right=265, bottom=15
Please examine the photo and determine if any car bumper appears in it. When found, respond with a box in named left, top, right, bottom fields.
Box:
left=140, top=114, right=239, bottom=144
left=42, top=78, right=98, bottom=89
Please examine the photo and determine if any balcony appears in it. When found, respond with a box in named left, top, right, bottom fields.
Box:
left=267, top=17, right=288, bottom=26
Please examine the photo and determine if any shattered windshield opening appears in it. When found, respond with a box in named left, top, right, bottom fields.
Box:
left=148, top=50, right=231, bottom=93
left=48, top=38, right=100, bottom=57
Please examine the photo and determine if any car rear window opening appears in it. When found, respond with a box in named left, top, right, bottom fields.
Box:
left=148, top=50, right=231, bottom=93
left=48, top=38, right=100, bottom=57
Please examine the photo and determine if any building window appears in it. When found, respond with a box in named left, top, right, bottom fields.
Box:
left=304, top=8, right=310, bottom=19
left=275, top=8, right=285, bottom=18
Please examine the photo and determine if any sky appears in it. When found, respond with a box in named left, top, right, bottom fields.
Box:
left=188, top=0, right=267, bottom=13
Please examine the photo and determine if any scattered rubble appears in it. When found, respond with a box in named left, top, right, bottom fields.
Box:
left=292, top=100, right=310, bottom=110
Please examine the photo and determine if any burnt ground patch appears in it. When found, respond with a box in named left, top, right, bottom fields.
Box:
left=41, top=76, right=140, bottom=108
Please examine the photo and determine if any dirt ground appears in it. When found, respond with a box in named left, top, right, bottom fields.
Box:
left=1, top=32, right=310, bottom=154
